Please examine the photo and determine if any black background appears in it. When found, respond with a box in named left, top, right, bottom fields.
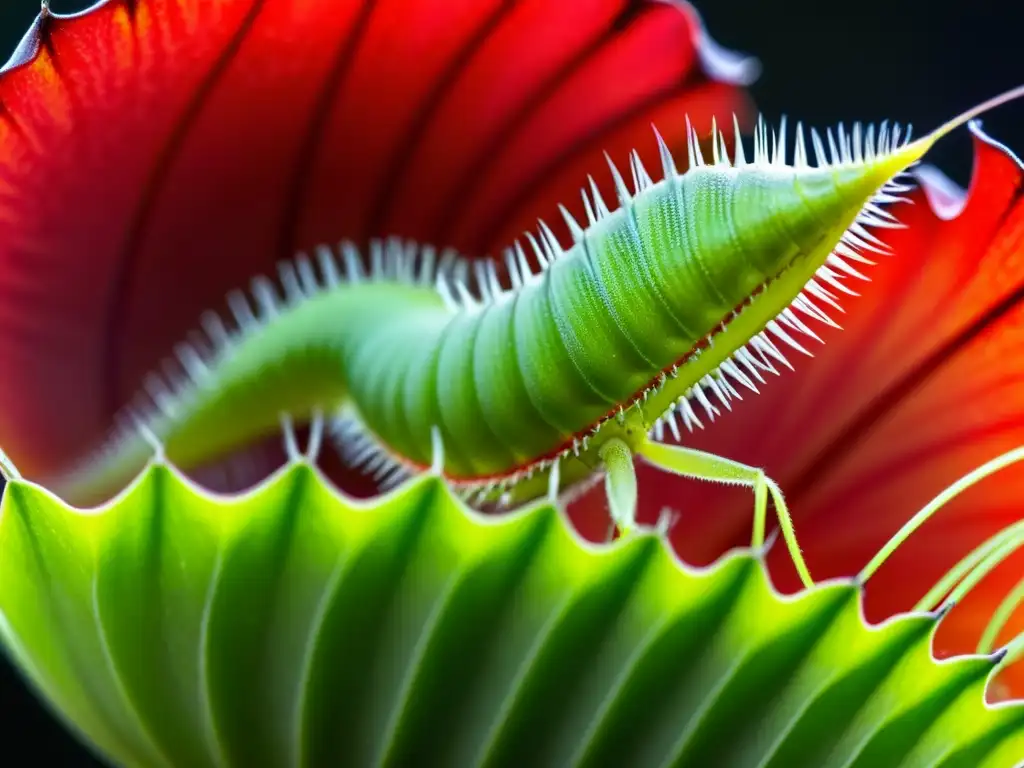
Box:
left=0, top=0, right=1021, bottom=764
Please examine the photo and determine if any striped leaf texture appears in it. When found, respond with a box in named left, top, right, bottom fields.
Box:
left=0, top=464, right=1021, bottom=767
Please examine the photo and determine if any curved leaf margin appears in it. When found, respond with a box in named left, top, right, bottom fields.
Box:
left=0, top=461, right=1021, bottom=767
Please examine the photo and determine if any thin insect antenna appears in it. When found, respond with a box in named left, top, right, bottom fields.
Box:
left=732, top=114, right=746, bottom=166
left=605, top=151, right=632, bottom=206
left=925, top=87, right=1024, bottom=142
left=652, top=124, right=677, bottom=177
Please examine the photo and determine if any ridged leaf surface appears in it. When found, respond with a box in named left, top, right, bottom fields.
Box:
left=0, top=462, right=1021, bottom=767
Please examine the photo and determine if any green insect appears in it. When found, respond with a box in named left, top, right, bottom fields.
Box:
left=43, top=85, right=1024, bottom=590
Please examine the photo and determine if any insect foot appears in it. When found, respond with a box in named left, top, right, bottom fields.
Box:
left=638, top=440, right=812, bottom=588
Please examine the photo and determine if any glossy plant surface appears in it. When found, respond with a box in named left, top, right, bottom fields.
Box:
left=1, top=461, right=1022, bottom=767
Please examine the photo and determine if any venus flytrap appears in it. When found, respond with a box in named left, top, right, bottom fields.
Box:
left=44, top=86, right=1024, bottom=594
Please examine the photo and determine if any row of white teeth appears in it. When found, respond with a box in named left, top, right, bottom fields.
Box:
left=95, top=110, right=913, bottom=499
left=649, top=173, right=911, bottom=442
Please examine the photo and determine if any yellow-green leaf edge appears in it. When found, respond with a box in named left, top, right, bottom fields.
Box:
left=0, top=460, right=1021, bottom=768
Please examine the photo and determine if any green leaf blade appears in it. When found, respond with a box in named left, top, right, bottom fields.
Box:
left=0, top=464, right=1019, bottom=768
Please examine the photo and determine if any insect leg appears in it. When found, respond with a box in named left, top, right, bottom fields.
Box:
left=599, top=438, right=638, bottom=540
left=637, top=440, right=814, bottom=588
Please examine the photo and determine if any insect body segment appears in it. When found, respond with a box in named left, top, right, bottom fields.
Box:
left=43, top=87, right=1024, bottom=589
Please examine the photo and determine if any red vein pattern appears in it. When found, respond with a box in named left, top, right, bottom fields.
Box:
left=0, top=0, right=752, bottom=482
left=568, top=125, right=1024, bottom=699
